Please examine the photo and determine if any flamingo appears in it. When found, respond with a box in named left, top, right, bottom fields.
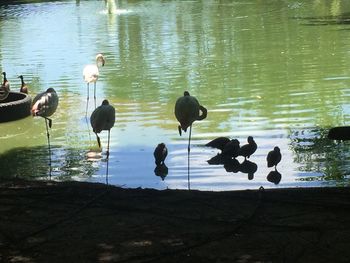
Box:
left=175, top=91, right=207, bottom=190
left=90, top=99, right=115, bottom=157
left=154, top=143, right=168, bottom=166
left=0, top=72, right=10, bottom=101
left=83, top=53, right=105, bottom=109
left=238, top=136, right=257, bottom=160
left=31, top=88, right=59, bottom=175
left=18, top=75, right=28, bottom=94
left=267, top=146, right=281, bottom=170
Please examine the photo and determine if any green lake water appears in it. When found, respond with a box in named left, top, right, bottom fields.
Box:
left=0, top=0, right=350, bottom=190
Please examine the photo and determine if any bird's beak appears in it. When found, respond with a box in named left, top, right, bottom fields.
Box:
left=178, top=125, right=182, bottom=136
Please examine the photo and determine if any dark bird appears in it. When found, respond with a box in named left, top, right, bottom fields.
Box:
left=90, top=99, right=115, bottom=157
left=238, top=136, right=257, bottom=159
left=154, top=143, right=168, bottom=166
left=205, top=137, right=230, bottom=151
left=31, top=88, right=59, bottom=169
left=222, top=139, right=240, bottom=158
left=83, top=54, right=105, bottom=108
left=0, top=72, right=10, bottom=101
left=175, top=91, right=207, bottom=190
left=18, top=75, right=28, bottom=94
left=328, top=126, right=350, bottom=141
left=175, top=91, right=207, bottom=136
left=267, top=146, right=281, bottom=169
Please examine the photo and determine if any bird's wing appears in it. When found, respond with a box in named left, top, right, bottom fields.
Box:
left=83, top=64, right=99, bottom=83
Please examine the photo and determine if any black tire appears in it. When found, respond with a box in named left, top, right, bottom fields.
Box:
left=0, top=92, right=32, bottom=123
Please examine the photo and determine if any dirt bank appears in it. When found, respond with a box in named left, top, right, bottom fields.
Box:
left=0, top=179, right=350, bottom=262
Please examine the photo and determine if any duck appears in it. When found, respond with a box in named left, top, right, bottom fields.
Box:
left=266, top=146, right=281, bottom=169
left=205, top=137, right=230, bottom=151
left=18, top=75, right=28, bottom=94
left=154, top=143, right=168, bottom=166
left=0, top=72, right=10, bottom=101
left=238, top=136, right=257, bottom=159
left=222, top=139, right=240, bottom=158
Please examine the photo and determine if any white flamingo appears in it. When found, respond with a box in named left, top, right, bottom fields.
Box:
left=83, top=54, right=105, bottom=109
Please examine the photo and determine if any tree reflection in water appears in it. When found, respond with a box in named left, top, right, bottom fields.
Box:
left=0, top=146, right=98, bottom=180
left=289, top=127, right=350, bottom=185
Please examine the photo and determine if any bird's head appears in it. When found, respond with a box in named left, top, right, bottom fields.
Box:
left=96, top=54, right=105, bottom=67
left=102, top=99, right=109, bottom=106
left=232, top=139, right=240, bottom=146
left=274, top=146, right=280, bottom=152
left=18, top=75, right=23, bottom=80
left=46, top=88, right=56, bottom=93
left=247, top=136, right=254, bottom=143
left=184, top=91, right=190, bottom=96
left=1, top=72, right=5, bottom=77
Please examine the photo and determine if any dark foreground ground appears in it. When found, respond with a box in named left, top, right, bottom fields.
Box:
left=1, top=180, right=350, bottom=262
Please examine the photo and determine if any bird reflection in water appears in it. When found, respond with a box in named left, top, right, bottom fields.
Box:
left=267, top=170, right=282, bottom=185
left=154, top=143, right=168, bottom=180
left=154, top=164, right=168, bottom=181
left=223, top=158, right=240, bottom=173
left=239, top=159, right=258, bottom=180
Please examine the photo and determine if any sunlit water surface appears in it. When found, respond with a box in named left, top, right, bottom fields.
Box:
left=1, top=0, right=350, bottom=191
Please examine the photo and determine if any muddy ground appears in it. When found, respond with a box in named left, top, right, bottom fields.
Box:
left=0, top=179, right=350, bottom=262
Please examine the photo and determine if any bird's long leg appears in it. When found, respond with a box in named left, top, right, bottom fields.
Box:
left=94, top=82, right=97, bottom=109
left=45, top=118, right=52, bottom=180
left=187, top=125, right=192, bottom=191
left=95, top=133, right=101, bottom=148
left=107, top=129, right=111, bottom=158
left=106, top=129, right=111, bottom=185
left=44, top=117, right=52, bottom=128
left=85, top=83, right=90, bottom=117
left=87, top=83, right=90, bottom=102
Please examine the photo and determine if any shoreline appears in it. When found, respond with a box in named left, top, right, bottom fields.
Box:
left=1, top=179, right=350, bottom=262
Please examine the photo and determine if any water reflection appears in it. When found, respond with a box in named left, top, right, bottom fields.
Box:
left=267, top=170, right=282, bottom=185
left=0, top=146, right=98, bottom=180
left=1, top=1, right=350, bottom=190
left=289, top=128, right=350, bottom=184
left=154, top=164, right=168, bottom=181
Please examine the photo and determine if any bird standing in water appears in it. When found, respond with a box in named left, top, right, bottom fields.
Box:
left=0, top=72, right=10, bottom=101
left=83, top=53, right=105, bottom=109
left=90, top=99, right=115, bottom=157
left=175, top=91, right=207, bottom=190
left=222, top=139, right=240, bottom=158
left=205, top=137, right=230, bottom=151
left=31, top=88, right=59, bottom=176
left=154, top=143, right=168, bottom=166
left=238, top=136, right=257, bottom=160
left=18, top=75, right=28, bottom=94
left=267, top=146, right=281, bottom=170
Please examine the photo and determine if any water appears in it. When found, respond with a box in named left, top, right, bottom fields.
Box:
left=1, top=0, right=350, bottom=191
